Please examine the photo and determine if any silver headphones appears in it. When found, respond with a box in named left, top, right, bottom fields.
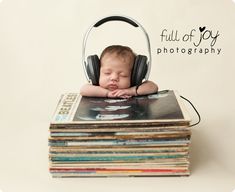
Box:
left=82, top=15, right=152, bottom=86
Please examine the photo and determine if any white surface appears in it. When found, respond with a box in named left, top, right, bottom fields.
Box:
left=0, top=0, right=235, bottom=191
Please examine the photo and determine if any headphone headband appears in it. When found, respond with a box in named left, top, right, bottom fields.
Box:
left=93, top=16, right=139, bottom=27
left=82, top=15, right=152, bottom=83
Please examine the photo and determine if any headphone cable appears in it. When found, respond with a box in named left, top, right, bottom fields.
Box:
left=179, top=95, right=201, bottom=127
left=158, top=90, right=201, bottom=127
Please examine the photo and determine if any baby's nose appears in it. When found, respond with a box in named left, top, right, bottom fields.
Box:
left=110, top=73, right=119, bottom=81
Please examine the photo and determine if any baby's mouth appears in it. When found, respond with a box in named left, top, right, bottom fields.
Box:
left=108, top=84, right=118, bottom=90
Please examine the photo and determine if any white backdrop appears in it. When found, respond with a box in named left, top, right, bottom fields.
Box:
left=0, top=0, right=235, bottom=191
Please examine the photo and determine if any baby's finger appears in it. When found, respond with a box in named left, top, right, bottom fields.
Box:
left=120, top=95, right=131, bottom=99
left=114, top=90, right=124, bottom=96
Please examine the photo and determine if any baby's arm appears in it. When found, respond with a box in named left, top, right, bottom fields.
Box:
left=136, top=80, right=158, bottom=96
left=112, top=81, right=158, bottom=98
left=80, top=81, right=158, bottom=98
left=80, top=84, right=109, bottom=97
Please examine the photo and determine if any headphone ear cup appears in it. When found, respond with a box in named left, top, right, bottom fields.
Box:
left=86, top=55, right=100, bottom=85
left=131, top=55, right=148, bottom=86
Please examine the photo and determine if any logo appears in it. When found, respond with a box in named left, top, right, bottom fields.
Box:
left=157, top=27, right=221, bottom=55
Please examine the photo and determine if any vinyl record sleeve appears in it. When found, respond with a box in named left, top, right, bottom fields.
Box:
left=51, top=90, right=191, bottom=126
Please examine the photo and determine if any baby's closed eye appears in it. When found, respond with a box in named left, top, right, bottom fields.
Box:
left=119, top=72, right=129, bottom=77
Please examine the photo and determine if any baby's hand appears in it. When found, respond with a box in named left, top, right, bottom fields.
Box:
left=107, top=91, right=118, bottom=98
left=110, top=88, right=135, bottom=98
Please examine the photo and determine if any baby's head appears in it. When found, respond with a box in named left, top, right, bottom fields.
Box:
left=99, top=45, right=136, bottom=91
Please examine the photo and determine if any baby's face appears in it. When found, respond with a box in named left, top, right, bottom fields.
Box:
left=99, top=53, right=132, bottom=91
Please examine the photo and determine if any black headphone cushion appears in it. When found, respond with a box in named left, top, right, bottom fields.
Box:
left=86, top=55, right=100, bottom=85
left=131, top=55, right=148, bottom=86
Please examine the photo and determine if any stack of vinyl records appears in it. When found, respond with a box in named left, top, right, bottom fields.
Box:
left=49, top=90, right=192, bottom=177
